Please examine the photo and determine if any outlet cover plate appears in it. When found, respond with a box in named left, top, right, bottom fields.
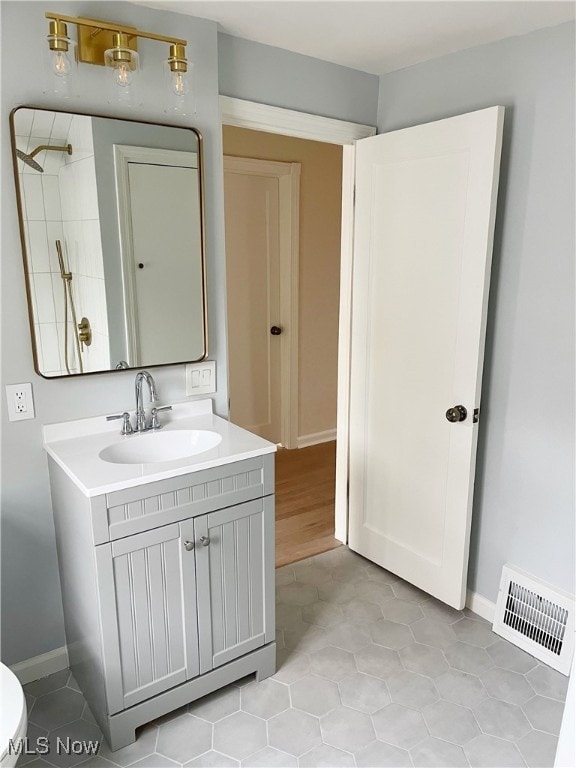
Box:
left=186, top=361, right=216, bottom=396
left=6, top=382, right=35, bottom=421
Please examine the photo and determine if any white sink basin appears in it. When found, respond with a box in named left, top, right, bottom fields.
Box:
left=99, top=429, right=222, bottom=465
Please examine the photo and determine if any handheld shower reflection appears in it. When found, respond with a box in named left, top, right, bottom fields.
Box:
left=56, top=239, right=84, bottom=374
left=16, top=143, right=72, bottom=172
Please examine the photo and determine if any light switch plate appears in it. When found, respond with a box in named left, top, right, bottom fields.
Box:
left=6, top=382, right=35, bottom=421
left=186, top=361, right=216, bottom=396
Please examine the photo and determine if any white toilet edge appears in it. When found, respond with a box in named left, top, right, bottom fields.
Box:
left=0, top=663, right=28, bottom=768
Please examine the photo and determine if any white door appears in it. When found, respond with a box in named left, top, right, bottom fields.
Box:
left=127, top=162, right=203, bottom=365
left=225, top=156, right=303, bottom=445
left=224, top=163, right=281, bottom=442
left=348, top=107, right=504, bottom=609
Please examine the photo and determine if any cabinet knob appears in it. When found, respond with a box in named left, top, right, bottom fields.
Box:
left=200, top=536, right=210, bottom=547
left=184, top=540, right=195, bottom=551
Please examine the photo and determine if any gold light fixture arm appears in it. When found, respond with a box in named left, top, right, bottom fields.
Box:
left=44, top=13, right=187, bottom=47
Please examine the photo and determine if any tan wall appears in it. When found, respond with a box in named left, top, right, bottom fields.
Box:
left=222, top=126, right=343, bottom=440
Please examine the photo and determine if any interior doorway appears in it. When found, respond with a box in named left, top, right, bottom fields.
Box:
left=222, top=125, right=344, bottom=565
left=220, top=97, right=376, bottom=547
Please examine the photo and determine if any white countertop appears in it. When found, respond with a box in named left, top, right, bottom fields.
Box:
left=43, top=399, right=276, bottom=497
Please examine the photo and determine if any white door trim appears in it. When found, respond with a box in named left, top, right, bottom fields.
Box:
left=220, top=96, right=376, bottom=542
left=224, top=156, right=301, bottom=449
left=220, top=96, right=375, bottom=145
left=334, top=144, right=357, bottom=542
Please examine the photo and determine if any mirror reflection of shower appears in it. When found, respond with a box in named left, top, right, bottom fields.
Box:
left=56, top=239, right=88, bottom=374
left=16, top=143, right=73, bottom=173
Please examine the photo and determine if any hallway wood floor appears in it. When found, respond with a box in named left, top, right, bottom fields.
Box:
left=275, top=441, right=341, bottom=567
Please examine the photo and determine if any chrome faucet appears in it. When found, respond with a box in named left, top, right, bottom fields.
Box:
left=135, top=371, right=159, bottom=432
left=107, top=371, right=172, bottom=434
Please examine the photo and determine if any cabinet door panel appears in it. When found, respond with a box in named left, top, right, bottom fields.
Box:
left=105, top=523, right=199, bottom=712
left=196, top=498, right=275, bottom=673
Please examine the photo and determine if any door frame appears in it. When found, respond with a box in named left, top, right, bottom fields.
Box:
left=220, top=96, right=376, bottom=542
left=223, top=156, right=301, bottom=449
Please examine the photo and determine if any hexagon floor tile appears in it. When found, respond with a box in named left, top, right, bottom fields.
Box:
left=20, top=549, right=567, bottom=767
left=320, top=706, right=375, bottom=753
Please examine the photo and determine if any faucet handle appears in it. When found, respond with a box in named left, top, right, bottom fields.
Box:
left=150, top=405, right=172, bottom=430
left=107, top=412, right=134, bottom=435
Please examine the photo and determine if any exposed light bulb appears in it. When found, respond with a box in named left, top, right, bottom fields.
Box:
left=45, top=22, right=76, bottom=98
left=163, top=45, right=192, bottom=114
left=115, top=62, right=132, bottom=87
left=104, top=35, right=139, bottom=104
left=170, top=71, right=188, bottom=96
left=51, top=50, right=72, bottom=77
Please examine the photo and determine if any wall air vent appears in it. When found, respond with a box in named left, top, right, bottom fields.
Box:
left=493, top=565, right=574, bottom=675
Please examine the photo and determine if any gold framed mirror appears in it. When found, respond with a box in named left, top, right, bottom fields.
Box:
left=10, top=105, right=207, bottom=378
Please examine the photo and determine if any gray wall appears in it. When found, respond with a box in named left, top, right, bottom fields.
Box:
left=0, top=0, right=226, bottom=666
left=218, top=33, right=379, bottom=126
left=378, top=23, right=575, bottom=601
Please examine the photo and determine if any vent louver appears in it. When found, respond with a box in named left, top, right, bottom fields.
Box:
left=493, top=565, right=574, bottom=675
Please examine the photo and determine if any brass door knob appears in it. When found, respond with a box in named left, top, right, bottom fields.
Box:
left=446, top=405, right=467, bottom=423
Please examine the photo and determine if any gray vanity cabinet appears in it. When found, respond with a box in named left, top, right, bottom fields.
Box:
left=48, top=452, right=276, bottom=751
left=100, top=497, right=274, bottom=714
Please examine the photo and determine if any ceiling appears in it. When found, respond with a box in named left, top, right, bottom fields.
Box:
left=131, top=0, right=575, bottom=74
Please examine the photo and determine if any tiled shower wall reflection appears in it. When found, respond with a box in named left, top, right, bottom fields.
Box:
left=59, top=114, right=110, bottom=372
left=15, top=109, right=110, bottom=375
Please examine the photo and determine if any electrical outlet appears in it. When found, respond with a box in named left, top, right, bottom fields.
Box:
left=15, top=389, right=28, bottom=412
left=186, top=361, right=216, bottom=396
left=6, top=382, right=35, bottom=422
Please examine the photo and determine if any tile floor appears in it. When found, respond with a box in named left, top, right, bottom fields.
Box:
left=20, top=547, right=568, bottom=768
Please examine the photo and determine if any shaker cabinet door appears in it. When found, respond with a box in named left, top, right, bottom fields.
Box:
left=98, top=522, right=200, bottom=713
left=195, top=498, right=275, bottom=674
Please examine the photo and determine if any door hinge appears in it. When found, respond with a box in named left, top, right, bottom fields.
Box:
left=473, top=407, right=480, bottom=423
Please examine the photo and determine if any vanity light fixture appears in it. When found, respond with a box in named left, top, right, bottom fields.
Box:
left=164, top=44, right=192, bottom=114
left=45, top=19, right=77, bottom=96
left=104, top=33, right=140, bottom=93
left=44, top=13, right=190, bottom=108
left=166, top=44, right=189, bottom=95
left=47, top=20, right=76, bottom=77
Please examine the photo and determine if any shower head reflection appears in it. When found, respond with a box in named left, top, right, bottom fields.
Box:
left=16, top=143, right=73, bottom=173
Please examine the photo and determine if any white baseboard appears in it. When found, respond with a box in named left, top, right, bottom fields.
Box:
left=10, top=645, right=69, bottom=685
left=466, top=589, right=496, bottom=623
left=297, top=429, right=337, bottom=449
